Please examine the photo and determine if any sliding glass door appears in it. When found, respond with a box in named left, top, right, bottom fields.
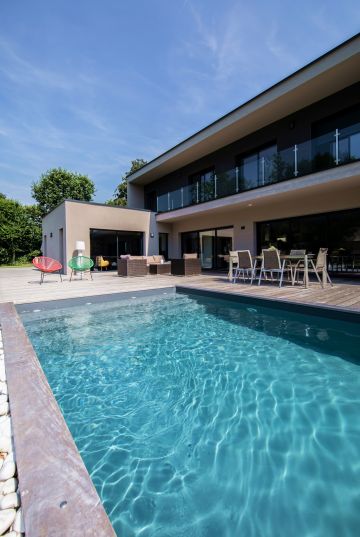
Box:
left=181, top=227, right=233, bottom=270
left=90, top=229, right=143, bottom=270
left=199, top=230, right=215, bottom=268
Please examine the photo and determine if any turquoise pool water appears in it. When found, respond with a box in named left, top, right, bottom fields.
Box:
left=21, top=293, right=360, bottom=537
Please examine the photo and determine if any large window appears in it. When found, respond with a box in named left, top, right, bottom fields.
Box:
left=189, top=168, right=215, bottom=203
left=311, top=105, right=360, bottom=171
left=257, top=208, right=360, bottom=273
left=181, top=227, right=233, bottom=270
left=238, top=143, right=277, bottom=191
left=90, top=229, right=143, bottom=270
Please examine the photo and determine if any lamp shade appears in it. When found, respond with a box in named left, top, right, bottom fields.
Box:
left=75, top=240, right=85, bottom=251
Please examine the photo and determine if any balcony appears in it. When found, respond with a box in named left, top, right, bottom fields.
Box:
left=157, top=123, right=360, bottom=213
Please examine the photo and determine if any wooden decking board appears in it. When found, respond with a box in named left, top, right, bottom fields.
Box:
left=178, top=278, right=360, bottom=312
left=0, top=268, right=359, bottom=312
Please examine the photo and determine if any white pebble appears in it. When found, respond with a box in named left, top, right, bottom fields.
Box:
left=4, top=453, right=14, bottom=465
left=0, top=362, right=6, bottom=382
left=0, top=509, right=16, bottom=535
left=0, top=437, right=11, bottom=453
left=0, top=492, right=20, bottom=510
left=12, top=508, right=24, bottom=533
left=0, top=383, right=8, bottom=396
left=0, top=418, right=12, bottom=438
left=1, top=478, right=17, bottom=496
left=0, top=402, right=9, bottom=416
left=0, top=462, right=15, bottom=481
left=0, top=394, right=8, bottom=404
left=3, top=532, right=21, bottom=537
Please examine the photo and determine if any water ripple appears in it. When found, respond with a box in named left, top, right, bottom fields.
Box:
left=22, top=294, right=360, bottom=537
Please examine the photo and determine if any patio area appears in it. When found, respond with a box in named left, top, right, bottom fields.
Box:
left=0, top=266, right=359, bottom=312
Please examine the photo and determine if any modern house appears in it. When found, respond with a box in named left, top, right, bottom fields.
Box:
left=43, top=34, right=360, bottom=274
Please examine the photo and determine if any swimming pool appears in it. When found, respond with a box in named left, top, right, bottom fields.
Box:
left=21, top=292, right=360, bottom=537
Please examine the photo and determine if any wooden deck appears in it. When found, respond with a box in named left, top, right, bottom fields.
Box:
left=179, top=275, right=360, bottom=312
left=0, top=267, right=359, bottom=312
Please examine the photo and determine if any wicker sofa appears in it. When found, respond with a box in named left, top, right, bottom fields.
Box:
left=117, top=255, right=166, bottom=276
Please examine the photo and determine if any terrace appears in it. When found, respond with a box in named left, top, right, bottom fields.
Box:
left=1, top=266, right=359, bottom=312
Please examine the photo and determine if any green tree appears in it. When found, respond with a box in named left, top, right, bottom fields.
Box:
left=107, top=159, right=147, bottom=206
left=0, top=195, right=41, bottom=264
left=32, top=167, right=95, bottom=216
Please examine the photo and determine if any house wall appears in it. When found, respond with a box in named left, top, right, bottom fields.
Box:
left=42, top=201, right=171, bottom=274
left=143, top=83, right=360, bottom=203
left=167, top=182, right=360, bottom=257
left=42, top=203, right=67, bottom=270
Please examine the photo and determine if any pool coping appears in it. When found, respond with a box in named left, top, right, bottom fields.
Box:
left=16, top=286, right=176, bottom=313
left=176, top=285, right=360, bottom=323
left=0, top=302, right=116, bottom=537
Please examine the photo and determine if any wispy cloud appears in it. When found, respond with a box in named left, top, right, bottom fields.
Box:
left=0, top=0, right=359, bottom=204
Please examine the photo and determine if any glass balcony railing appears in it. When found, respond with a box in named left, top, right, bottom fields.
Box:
left=157, top=123, right=360, bottom=213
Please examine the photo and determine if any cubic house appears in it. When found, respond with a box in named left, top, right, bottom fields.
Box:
left=43, top=34, right=360, bottom=274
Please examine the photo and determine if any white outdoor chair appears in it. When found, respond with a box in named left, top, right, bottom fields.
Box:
left=258, top=249, right=288, bottom=287
left=233, top=250, right=255, bottom=283
left=293, top=248, right=333, bottom=288
left=228, top=250, right=239, bottom=280
left=289, top=249, right=306, bottom=284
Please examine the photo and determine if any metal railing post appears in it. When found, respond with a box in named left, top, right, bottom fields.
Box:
left=214, top=174, right=217, bottom=198
left=168, top=192, right=170, bottom=211
left=196, top=182, right=199, bottom=203
left=294, top=144, right=298, bottom=176
left=181, top=187, right=184, bottom=208
left=157, top=196, right=159, bottom=212
left=334, top=128, right=340, bottom=165
left=261, top=157, right=265, bottom=186
left=235, top=166, right=239, bottom=192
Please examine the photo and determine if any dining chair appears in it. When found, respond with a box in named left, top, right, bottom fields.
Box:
left=293, top=248, right=333, bottom=288
left=233, top=250, right=255, bottom=283
left=228, top=250, right=239, bottom=280
left=289, top=249, right=306, bottom=284
left=258, top=249, right=288, bottom=287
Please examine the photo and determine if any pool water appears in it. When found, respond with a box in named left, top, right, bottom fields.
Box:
left=21, top=293, right=360, bottom=537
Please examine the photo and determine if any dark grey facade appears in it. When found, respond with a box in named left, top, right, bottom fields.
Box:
left=144, top=82, right=360, bottom=208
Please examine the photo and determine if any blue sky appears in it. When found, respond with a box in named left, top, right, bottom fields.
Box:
left=0, top=0, right=359, bottom=204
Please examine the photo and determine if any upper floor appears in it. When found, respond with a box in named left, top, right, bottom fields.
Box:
left=127, top=34, right=360, bottom=216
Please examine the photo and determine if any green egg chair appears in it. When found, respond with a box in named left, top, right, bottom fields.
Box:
left=68, top=255, right=94, bottom=281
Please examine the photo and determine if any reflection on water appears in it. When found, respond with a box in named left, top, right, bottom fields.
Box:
left=22, top=294, right=360, bottom=537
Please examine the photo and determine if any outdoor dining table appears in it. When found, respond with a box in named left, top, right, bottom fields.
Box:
left=227, top=253, right=316, bottom=289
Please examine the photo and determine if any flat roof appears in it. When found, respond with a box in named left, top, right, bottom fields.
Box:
left=128, top=33, right=360, bottom=185
left=43, top=198, right=151, bottom=220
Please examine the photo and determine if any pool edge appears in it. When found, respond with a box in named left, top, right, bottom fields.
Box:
left=0, top=302, right=116, bottom=537
left=175, top=285, right=360, bottom=323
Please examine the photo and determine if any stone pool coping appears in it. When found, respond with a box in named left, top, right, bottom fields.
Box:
left=0, top=302, right=116, bottom=537
left=16, top=286, right=176, bottom=313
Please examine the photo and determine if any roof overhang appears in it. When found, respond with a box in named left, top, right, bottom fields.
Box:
left=128, top=34, right=360, bottom=186
left=155, top=162, right=360, bottom=223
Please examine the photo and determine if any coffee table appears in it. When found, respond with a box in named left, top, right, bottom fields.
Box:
left=149, top=262, right=171, bottom=275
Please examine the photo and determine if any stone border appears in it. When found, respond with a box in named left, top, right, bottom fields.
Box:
left=16, top=287, right=176, bottom=313
left=0, top=326, right=24, bottom=536
left=0, top=303, right=116, bottom=537
left=176, top=285, right=360, bottom=322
